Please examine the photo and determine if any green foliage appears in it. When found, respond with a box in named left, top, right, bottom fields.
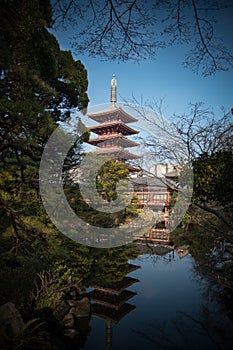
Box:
left=0, top=317, right=53, bottom=350
left=0, top=230, right=93, bottom=312
left=0, top=3, right=92, bottom=335
left=65, top=183, right=139, bottom=228
left=0, top=251, right=47, bottom=313
left=0, top=0, right=89, bottom=250
left=63, top=120, right=90, bottom=178
left=13, top=318, right=47, bottom=350
left=88, top=243, right=139, bottom=286
left=0, top=0, right=53, bottom=73
left=34, top=262, right=82, bottom=309
left=125, top=194, right=141, bottom=218
left=64, top=159, right=139, bottom=227
left=96, top=160, right=129, bottom=203
left=193, top=151, right=233, bottom=206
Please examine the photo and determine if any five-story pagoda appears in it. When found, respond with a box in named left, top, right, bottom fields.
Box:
left=87, top=75, right=140, bottom=172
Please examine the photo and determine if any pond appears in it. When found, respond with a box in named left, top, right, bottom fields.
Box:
left=81, top=246, right=233, bottom=350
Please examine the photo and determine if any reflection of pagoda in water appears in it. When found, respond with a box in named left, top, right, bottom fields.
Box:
left=87, top=74, right=140, bottom=173
left=88, top=263, right=140, bottom=349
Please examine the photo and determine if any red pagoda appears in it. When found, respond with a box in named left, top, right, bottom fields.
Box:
left=83, top=75, right=173, bottom=244
left=87, top=74, right=140, bottom=172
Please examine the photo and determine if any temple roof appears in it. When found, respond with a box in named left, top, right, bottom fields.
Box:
left=88, top=134, right=140, bottom=148
left=127, top=263, right=141, bottom=272
left=91, top=303, right=136, bottom=323
left=93, top=276, right=139, bottom=295
left=88, top=120, right=139, bottom=136
left=96, top=148, right=141, bottom=160
left=133, top=176, right=168, bottom=190
left=87, top=106, right=138, bottom=124
left=88, top=289, right=137, bottom=310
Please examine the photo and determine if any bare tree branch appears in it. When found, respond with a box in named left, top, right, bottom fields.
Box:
left=52, top=0, right=233, bottom=74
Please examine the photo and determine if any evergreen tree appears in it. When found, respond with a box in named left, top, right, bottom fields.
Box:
left=193, top=151, right=233, bottom=207
left=96, top=160, right=130, bottom=204
left=0, top=0, right=89, bottom=248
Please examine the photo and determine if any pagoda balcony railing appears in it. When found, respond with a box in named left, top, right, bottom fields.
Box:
left=134, top=191, right=170, bottom=204
left=96, top=146, right=124, bottom=151
left=93, top=132, right=119, bottom=139
left=136, top=200, right=170, bottom=206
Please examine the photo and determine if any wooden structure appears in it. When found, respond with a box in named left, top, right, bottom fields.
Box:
left=87, top=75, right=140, bottom=173
left=88, top=263, right=140, bottom=315
left=134, top=228, right=171, bottom=244
left=85, top=75, right=175, bottom=243
left=132, top=176, right=172, bottom=243
left=133, top=177, right=171, bottom=214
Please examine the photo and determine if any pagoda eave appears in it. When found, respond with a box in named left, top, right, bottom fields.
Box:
left=96, top=148, right=141, bottom=160
left=93, top=276, right=139, bottom=295
left=88, top=289, right=137, bottom=310
left=91, top=303, right=136, bottom=323
left=87, top=106, right=138, bottom=124
left=88, top=134, right=140, bottom=148
left=88, top=121, right=139, bottom=136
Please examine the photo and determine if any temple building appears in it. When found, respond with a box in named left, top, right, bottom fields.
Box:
left=76, top=75, right=177, bottom=244
left=87, top=74, right=141, bottom=173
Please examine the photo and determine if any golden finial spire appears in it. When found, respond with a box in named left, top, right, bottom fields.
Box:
left=111, top=73, right=117, bottom=107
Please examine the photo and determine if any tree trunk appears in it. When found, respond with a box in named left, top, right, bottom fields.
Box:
left=195, top=202, right=233, bottom=230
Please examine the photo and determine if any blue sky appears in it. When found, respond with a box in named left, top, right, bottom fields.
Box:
left=52, top=5, right=233, bottom=120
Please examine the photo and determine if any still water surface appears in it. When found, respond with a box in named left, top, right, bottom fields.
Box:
left=82, top=250, right=233, bottom=350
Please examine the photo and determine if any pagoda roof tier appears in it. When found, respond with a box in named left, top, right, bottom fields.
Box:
left=88, top=121, right=139, bottom=136
left=91, top=303, right=136, bottom=323
left=96, top=148, right=141, bottom=160
left=127, top=263, right=141, bottom=273
left=93, top=276, right=139, bottom=295
left=87, top=106, right=138, bottom=124
left=88, top=289, right=137, bottom=310
left=88, top=134, right=140, bottom=148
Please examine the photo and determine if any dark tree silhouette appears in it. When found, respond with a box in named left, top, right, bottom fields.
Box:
left=52, top=0, right=233, bottom=75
